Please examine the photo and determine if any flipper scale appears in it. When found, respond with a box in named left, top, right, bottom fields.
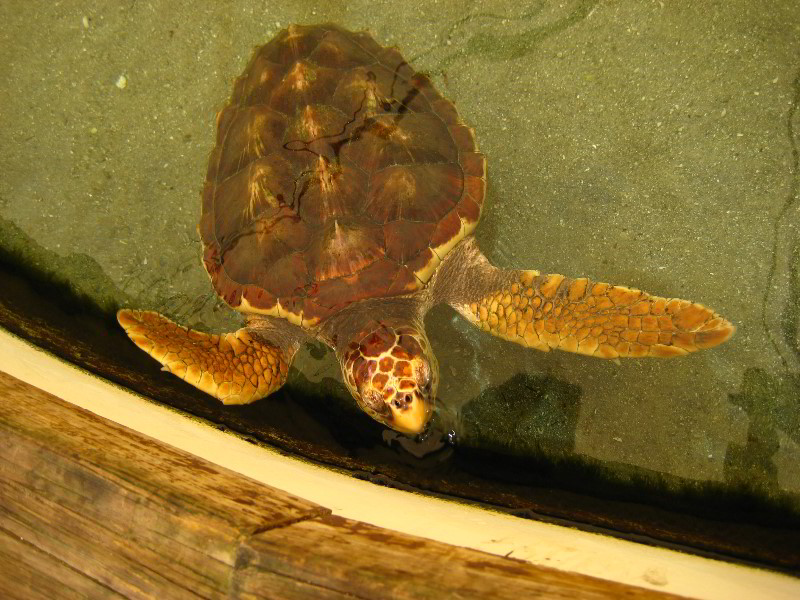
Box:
left=118, top=309, right=289, bottom=404
left=461, top=271, right=734, bottom=359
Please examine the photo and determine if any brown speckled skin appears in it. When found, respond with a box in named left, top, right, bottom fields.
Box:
left=339, top=323, right=436, bottom=433
left=119, top=24, right=734, bottom=435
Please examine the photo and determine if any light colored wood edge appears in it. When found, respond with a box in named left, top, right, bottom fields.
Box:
left=1, top=325, right=797, bottom=599
left=237, top=515, right=680, bottom=599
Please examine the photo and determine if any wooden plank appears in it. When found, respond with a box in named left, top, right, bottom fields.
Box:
left=236, top=514, right=683, bottom=599
left=0, top=369, right=680, bottom=599
left=0, top=370, right=328, bottom=598
left=0, top=526, right=121, bottom=600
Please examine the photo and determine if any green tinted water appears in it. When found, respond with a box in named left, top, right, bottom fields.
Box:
left=1, top=0, right=798, bottom=528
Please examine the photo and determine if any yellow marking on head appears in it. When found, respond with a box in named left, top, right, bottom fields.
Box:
left=389, top=396, right=430, bottom=435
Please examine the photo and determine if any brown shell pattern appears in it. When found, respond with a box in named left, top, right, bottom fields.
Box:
left=199, top=24, right=486, bottom=326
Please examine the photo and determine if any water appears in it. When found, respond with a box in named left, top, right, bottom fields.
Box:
left=1, top=0, right=798, bottom=570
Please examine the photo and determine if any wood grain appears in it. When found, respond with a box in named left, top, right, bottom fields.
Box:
left=0, top=527, right=120, bottom=600
left=236, top=514, right=681, bottom=599
left=0, top=369, right=679, bottom=598
left=0, top=370, right=327, bottom=598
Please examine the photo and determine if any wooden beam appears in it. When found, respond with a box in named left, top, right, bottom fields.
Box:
left=0, top=370, right=327, bottom=598
left=0, top=370, right=679, bottom=598
left=0, top=528, right=121, bottom=600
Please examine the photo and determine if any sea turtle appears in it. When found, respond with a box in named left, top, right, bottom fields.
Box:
left=118, top=24, right=735, bottom=434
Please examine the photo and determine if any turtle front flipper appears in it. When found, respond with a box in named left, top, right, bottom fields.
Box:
left=441, top=240, right=734, bottom=358
left=457, top=271, right=734, bottom=358
left=117, top=309, right=291, bottom=403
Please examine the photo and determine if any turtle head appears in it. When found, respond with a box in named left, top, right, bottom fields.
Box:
left=340, top=323, right=438, bottom=435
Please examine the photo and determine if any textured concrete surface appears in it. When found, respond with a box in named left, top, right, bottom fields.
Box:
left=1, top=1, right=798, bottom=502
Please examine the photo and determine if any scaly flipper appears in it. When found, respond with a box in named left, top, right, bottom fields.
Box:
left=458, top=271, right=734, bottom=358
left=442, top=240, right=734, bottom=359
left=117, top=309, right=290, bottom=403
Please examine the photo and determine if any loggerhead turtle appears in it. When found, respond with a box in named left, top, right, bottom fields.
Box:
left=118, top=24, right=735, bottom=434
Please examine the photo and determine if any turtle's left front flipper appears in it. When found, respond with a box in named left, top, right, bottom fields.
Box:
left=117, top=309, right=291, bottom=403
left=443, top=241, right=734, bottom=359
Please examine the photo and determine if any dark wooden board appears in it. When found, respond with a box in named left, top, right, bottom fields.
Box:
left=0, top=369, right=327, bottom=598
left=0, top=527, right=121, bottom=600
left=0, top=369, right=681, bottom=598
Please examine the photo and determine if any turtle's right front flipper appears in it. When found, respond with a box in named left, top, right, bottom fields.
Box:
left=457, top=271, right=735, bottom=358
left=117, top=309, right=291, bottom=404
left=438, top=239, right=734, bottom=359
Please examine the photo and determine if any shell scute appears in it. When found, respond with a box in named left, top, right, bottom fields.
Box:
left=307, top=29, right=378, bottom=69
left=430, top=209, right=462, bottom=253
left=375, top=47, right=416, bottom=78
left=232, top=56, right=286, bottom=106
left=449, top=124, right=478, bottom=153
left=212, top=155, right=294, bottom=238
left=214, top=106, right=287, bottom=182
left=269, top=61, right=341, bottom=115
left=384, top=220, right=435, bottom=263
left=257, top=25, right=329, bottom=65
left=460, top=152, right=486, bottom=178
left=385, top=267, right=419, bottom=296
left=261, top=252, right=309, bottom=298
left=304, top=217, right=385, bottom=283
left=365, top=163, right=462, bottom=224
left=338, top=113, right=455, bottom=174
left=201, top=24, right=486, bottom=324
left=294, top=162, right=369, bottom=227
left=464, top=174, right=486, bottom=207
left=284, top=103, right=350, bottom=145
left=456, top=194, right=481, bottom=225
left=431, top=98, right=460, bottom=125
left=330, top=63, right=431, bottom=118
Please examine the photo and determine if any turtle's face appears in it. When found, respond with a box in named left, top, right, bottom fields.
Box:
left=340, top=324, right=438, bottom=435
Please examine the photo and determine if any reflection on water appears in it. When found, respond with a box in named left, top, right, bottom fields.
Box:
left=1, top=0, right=799, bottom=570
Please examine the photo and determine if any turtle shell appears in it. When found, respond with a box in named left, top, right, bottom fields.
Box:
left=199, top=23, right=486, bottom=326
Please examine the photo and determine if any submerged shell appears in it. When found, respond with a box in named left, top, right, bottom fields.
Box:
left=199, top=24, right=486, bottom=326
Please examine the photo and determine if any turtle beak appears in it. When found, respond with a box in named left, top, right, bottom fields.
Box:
left=389, top=393, right=433, bottom=435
